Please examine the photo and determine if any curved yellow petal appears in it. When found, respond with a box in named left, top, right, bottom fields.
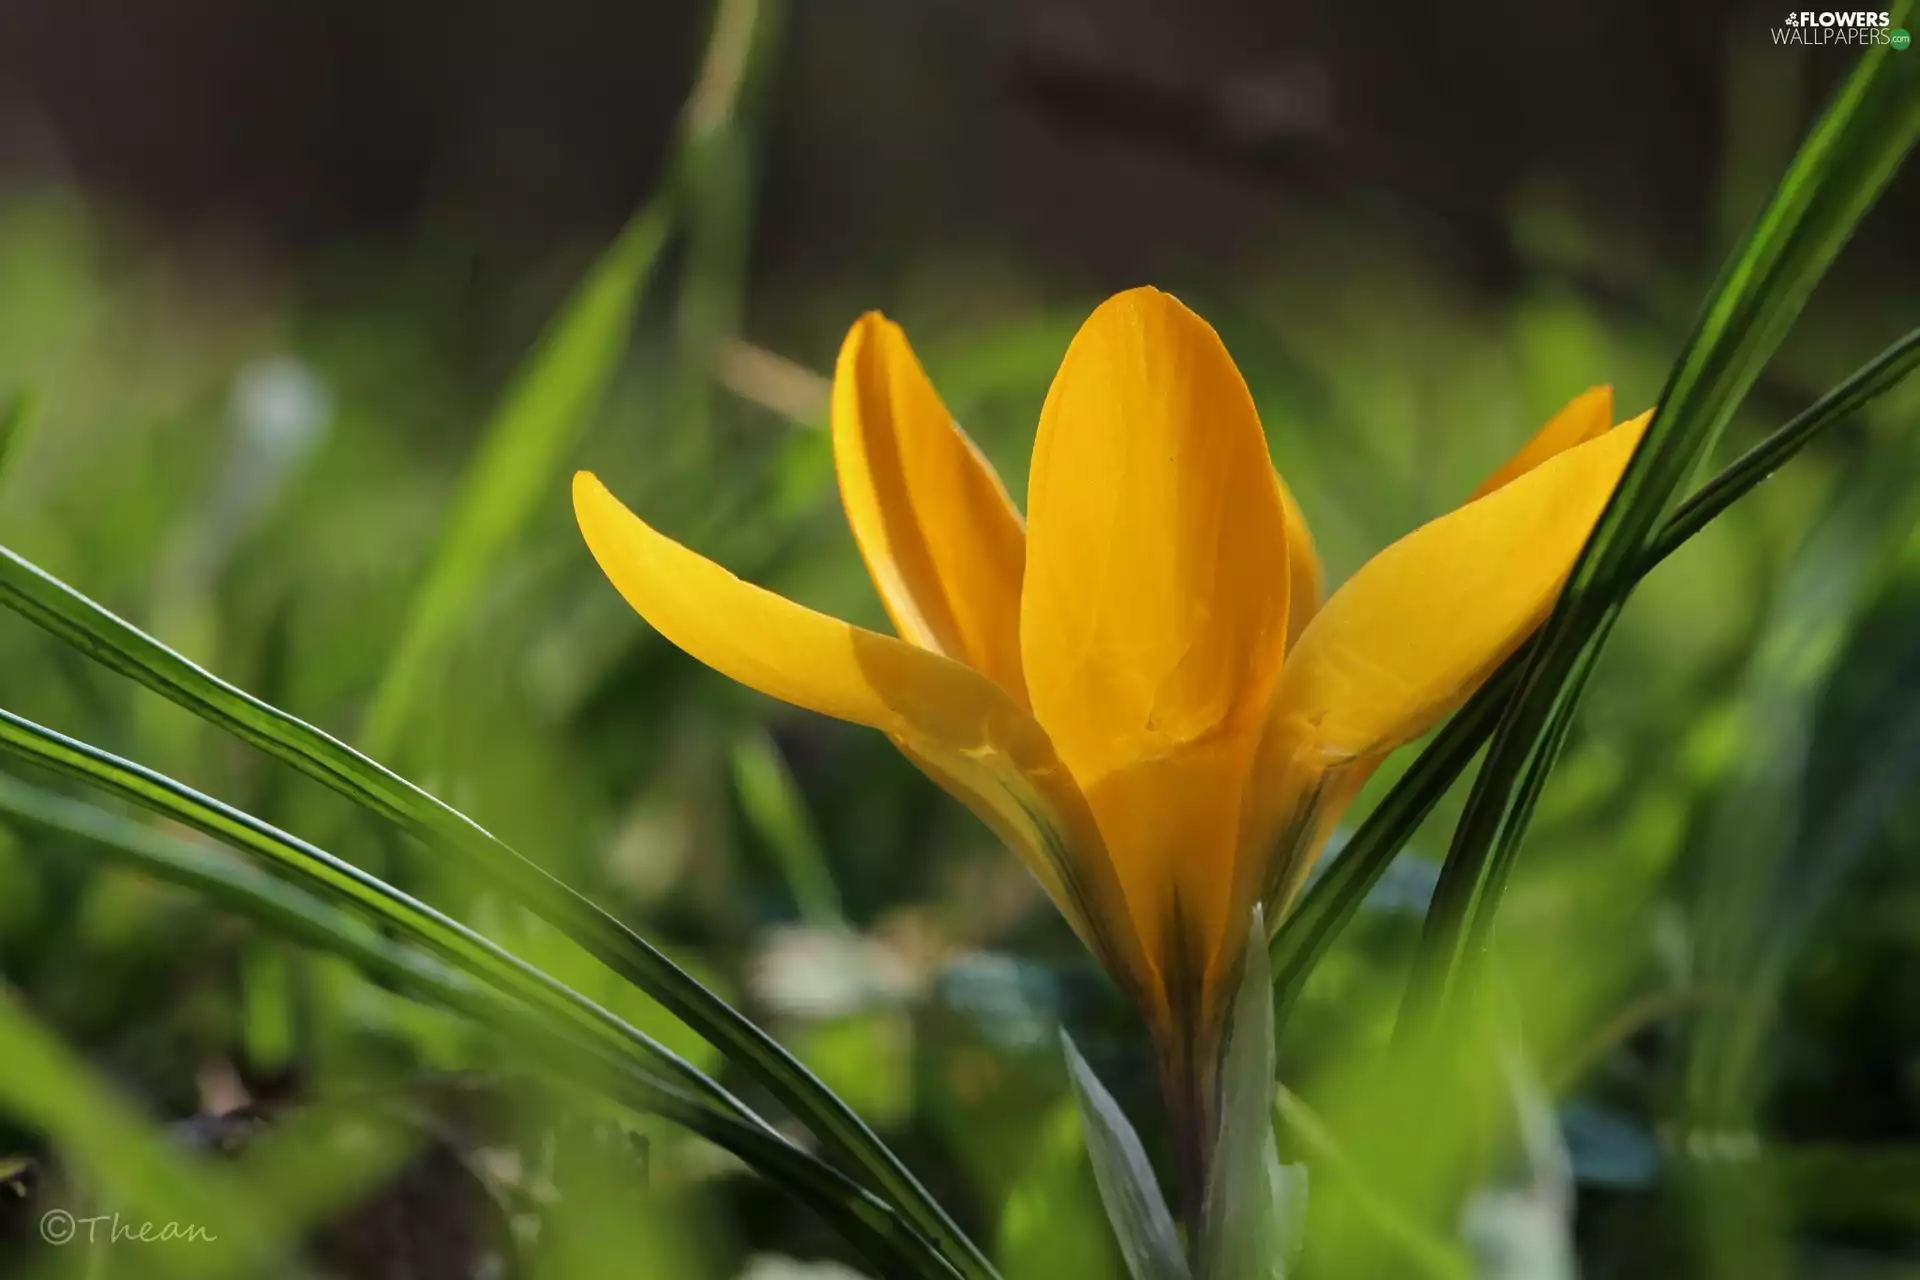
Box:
left=1022, top=287, right=1292, bottom=780
left=1269, top=410, right=1649, bottom=763
left=1020, top=287, right=1292, bottom=1007
left=573, top=471, right=1152, bottom=1001
left=1470, top=385, right=1614, bottom=501
left=832, top=313, right=1028, bottom=700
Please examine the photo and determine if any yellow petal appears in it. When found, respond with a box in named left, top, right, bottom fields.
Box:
left=1470, top=385, right=1614, bottom=501
left=1021, top=287, right=1292, bottom=1005
left=833, top=313, right=1028, bottom=700
left=1088, top=731, right=1262, bottom=991
left=1023, top=287, right=1292, bottom=779
left=1270, top=411, right=1649, bottom=762
left=573, top=472, right=1152, bottom=1001
left=1277, top=469, right=1323, bottom=651
left=1242, top=736, right=1382, bottom=929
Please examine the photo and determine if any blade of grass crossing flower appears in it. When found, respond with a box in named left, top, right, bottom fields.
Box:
left=1061, top=1029, right=1191, bottom=1280
left=1643, top=324, right=1920, bottom=566
left=1403, top=34, right=1920, bottom=1032
left=1269, top=322, right=1920, bottom=1015
left=0, top=774, right=963, bottom=1279
left=1267, top=667, right=1513, bottom=1018
left=360, top=200, right=670, bottom=758
left=0, top=548, right=1000, bottom=1280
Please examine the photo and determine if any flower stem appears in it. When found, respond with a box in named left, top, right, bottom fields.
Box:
left=1157, top=1017, right=1221, bottom=1261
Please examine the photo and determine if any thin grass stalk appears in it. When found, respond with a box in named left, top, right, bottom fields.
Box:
left=0, top=548, right=998, bottom=1279
left=1269, top=324, right=1920, bottom=1016
left=0, top=708, right=768, bottom=1137
left=1402, top=21, right=1920, bottom=1035
left=0, top=774, right=962, bottom=1279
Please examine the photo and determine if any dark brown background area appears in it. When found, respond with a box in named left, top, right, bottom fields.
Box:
left=1, top=0, right=1899, bottom=295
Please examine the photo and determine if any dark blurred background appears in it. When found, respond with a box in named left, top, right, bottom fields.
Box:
left=4, top=1, right=1907, bottom=309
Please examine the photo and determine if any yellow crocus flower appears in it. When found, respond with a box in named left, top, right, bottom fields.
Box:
left=573, top=287, right=1645, bottom=1167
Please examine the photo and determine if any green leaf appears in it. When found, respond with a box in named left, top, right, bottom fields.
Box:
left=360, top=200, right=671, bottom=758
left=363, top=0, right=790, bottom=761
left=1642, top=324, right=1920, bottom=566
left=0, top=13, right=983, bottom=1274
left=0, top=545, right=995, bottom=1279
left=0, top=707, right=761, bottom=1135
left=1268, top=322, right=1920, bottom=1016
left=1404, top=23, right=1920, bottom=1033
left=0, top=772, right=965, bottom=1280
left=1060, top=1029, right=1190, bottom=1280
left=0, top=1, right=985, bottom=1269
left=1200, top=909, right=1302, bottom=1280
left=1268, top=673, right=1510, bottom=1020
left=668, top=0, right=786, bottom=437
left=0, top=769, right=476, bottom=1001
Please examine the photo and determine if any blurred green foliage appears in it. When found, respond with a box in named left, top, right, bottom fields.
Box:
left=0, top=8, right=1916, bottom=1277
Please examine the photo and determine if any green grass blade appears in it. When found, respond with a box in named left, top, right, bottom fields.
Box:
left=1269, top=322, right=1920, bottom=1014
left=363, top=0, right=789, bottom=763
left=280, top=0, right=977, bottom=1261
left=668, top=0, right=785, bottom=435
left=1400, top=31, right=1920, bottom=1033
left=0, top=769, right=482, bottom=1002
left=1060, top=1029, right=1189, bottom=1280
left=0, top=387, right=36, bottom=479
left=0, top=706, right=765, bottom=1137
left=0, top=774, right=962, bottom=1280
left=1268, top=670, right=1512, bottom=1015
left=0, top=545, right=999, bottom=1280
left=360, top=201, right=670, bottom=758
left=731, top=729, right=847, bottom=929
left=1644, top=324, right=1920, bottom=565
